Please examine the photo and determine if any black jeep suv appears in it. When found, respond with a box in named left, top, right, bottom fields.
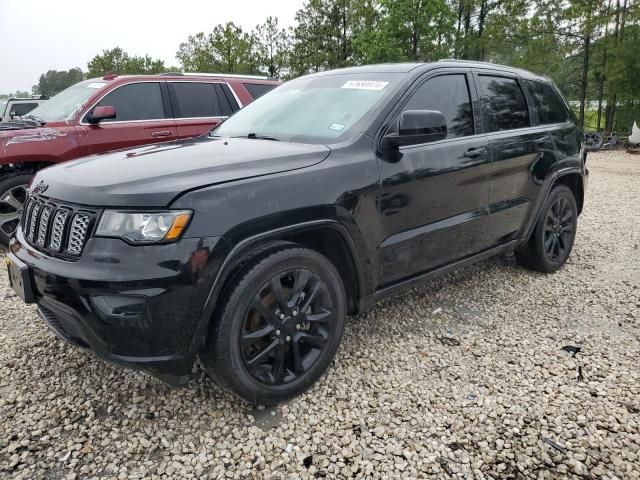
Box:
left=6, top=61, right=587, bottom=404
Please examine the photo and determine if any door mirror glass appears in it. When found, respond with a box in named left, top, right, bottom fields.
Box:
left=384, top=110, right=448, bottom=149
left=88, top=105, right=116, bottom=124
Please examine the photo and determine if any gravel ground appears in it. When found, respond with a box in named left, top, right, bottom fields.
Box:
left=1, top=151, right=639, bottom=480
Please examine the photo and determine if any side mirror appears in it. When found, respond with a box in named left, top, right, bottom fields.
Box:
left=88, top=105, right=116, bottom=124
left=383, top=110, right=448, bottom=149
left=9, top=111, right=17, bottom=119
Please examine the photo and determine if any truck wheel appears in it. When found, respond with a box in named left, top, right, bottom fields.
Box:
left=201, top=246, right=346, bottom=404
left=515, top=185, right=577, bottom=273
left=0, top=173, right=32, bottom=246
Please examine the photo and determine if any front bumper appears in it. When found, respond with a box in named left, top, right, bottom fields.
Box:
left=8, top=230, right=223, bottom=385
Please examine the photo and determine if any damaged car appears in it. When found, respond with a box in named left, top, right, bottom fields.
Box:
left=6, top=61, right=587, bottom=404
left=0, top=73, right=280, bottom=245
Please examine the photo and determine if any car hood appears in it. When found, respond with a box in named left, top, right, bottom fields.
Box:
left=33, top=136, right=331, bottom=207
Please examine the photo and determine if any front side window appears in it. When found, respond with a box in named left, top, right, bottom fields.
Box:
left=93, top=82, right=165, bottom=122
left=525, top=80, right=568, bottom=125
left=403, top=74, right=474, bottom=138
left=213, top=72, right=402, bottom=144
left=479, top=75, right=530, bottom=132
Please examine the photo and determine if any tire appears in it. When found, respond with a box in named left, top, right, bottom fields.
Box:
left=200, top=246, right=346, bottom=404
left=0, top=173, right=33, bottom=246
left=515, top=184, right=578, bottom=273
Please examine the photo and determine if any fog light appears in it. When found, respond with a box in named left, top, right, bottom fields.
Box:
left=91, top=295, right=146, bottom=318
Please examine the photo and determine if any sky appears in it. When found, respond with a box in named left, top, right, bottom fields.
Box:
left=0, top=0, right=303, bottom=94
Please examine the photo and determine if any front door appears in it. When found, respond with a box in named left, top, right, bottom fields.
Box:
left=80, top=81, right=177, bottom=155
left=377, top=70, right=491, bottom=285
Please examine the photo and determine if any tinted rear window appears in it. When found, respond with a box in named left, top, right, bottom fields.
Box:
left=244, top=83, right=277, bottom=100
left=170, top=82, right=239, bottom=118
left=479, top=76, right=530, bottom=132
left=525, top=80, right=568, bottom=125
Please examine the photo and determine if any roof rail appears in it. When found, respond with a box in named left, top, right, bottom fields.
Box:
left=181, top=72, right=273, bottom=80
left=437, top=58, right=490, bottom=63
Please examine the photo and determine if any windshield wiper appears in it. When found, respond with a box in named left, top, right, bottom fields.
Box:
left=244, top=133, right=281, bottom=141
left=20, top=114, right=46, bottom=126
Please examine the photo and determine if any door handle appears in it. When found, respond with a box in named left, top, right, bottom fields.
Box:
left=534, top=137, right=551, bottom=145
left=463, top=147, right=487, bottom=158
left=151, top=131, right=173, bottom=137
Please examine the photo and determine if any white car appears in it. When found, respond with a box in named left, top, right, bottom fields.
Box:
left=0, top=97, right=48, bottom=123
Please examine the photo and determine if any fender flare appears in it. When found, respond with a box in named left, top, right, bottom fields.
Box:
left=520, top=167, right=585, bottom=245
left=186, top=219, right=365, bottom=357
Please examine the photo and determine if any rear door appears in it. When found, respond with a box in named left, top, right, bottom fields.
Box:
left=475, top=72, right=547, bottom=246
left=81, top=81, right=177, bottom=155
left=168, top=81, right=240, bottom=139
left=377, top=69, right=491, bottom=284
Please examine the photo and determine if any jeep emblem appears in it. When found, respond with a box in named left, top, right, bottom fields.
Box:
left=32, top=180, right=48, bottom=195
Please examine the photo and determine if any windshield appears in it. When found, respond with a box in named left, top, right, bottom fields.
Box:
left=27, top=80, right=106, bottom=123
left=0, top=100, right=6, bottom=115
left=214, top=72, right=402, bottom=144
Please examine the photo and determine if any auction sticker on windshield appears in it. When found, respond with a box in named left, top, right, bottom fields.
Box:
left=341, top=80, right=388, bottom=91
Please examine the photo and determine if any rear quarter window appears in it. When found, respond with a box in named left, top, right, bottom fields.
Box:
left=244, top=83, right=277, bottom=100
left=524, top=80, right=569, bottom=125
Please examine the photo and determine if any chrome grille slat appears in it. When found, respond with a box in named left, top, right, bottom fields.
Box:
left=36, top=205, right=53, bottom=246
left=27, top=201, right=41, bottom=241
left=22, top=194, right=95, bottom=259
left=66, top=213, right=91, bottom=255
left=49, top=209, right=69, bottom=251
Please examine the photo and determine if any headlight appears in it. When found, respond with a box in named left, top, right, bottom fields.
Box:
left=96, top=210, right=191, bottom=244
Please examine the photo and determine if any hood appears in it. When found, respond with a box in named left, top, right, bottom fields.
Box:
left=33, top=136, right=331, bottom=207
left=0, top=121, right=74, bottom=158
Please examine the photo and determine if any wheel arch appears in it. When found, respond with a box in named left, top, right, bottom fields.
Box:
left=0, top=160, right=56, bottom=178
left=556, top=172, right=584, bottom=215
left=188, top=220, right=366, bottom=357
left=520, top=168, right=585, bottom=246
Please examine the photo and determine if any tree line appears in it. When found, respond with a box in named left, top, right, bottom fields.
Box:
left=5, top=0, right=638, bottom=133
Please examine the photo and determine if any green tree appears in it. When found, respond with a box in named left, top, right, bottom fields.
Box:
left=87, top=47, right=169, bottom=77
left=255, top=17, right=290, bottom=78
left=32, top=68, right=84, bottom=96
left=176, top=22, right=261, bottom=74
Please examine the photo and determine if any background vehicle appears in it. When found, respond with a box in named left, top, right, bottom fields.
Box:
left=6, top=61, right=587, bottom=404
left=0, top=73, right=280, bottom=244
left=0, top=96, right=48, bottom=123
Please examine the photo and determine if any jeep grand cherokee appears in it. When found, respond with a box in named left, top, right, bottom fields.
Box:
left=6, top=61, right=587, bottom=404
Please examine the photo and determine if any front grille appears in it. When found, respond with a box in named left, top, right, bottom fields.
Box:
left=22, top=195, right=96, bottom=258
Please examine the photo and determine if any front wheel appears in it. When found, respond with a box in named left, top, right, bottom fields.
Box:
left=201, top=246, right=346, bottom=404
left=515, top=184, right=578, bottom=273
left=0, top=173, right=33, bottom=246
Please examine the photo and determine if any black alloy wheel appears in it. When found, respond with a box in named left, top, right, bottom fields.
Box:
left=241, top=268, right=335, bottom=385
left=201, top=246, right=346, bottom=404
left=543, top=196, right=574, bottom=263
left=515, top=184, right=578, bottom=273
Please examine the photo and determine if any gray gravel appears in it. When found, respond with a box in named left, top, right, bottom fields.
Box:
left=1, top=151, right=639, bottom=479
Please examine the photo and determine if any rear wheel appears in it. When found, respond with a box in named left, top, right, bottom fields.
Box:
left=201, top=246, right=346, bottom=404
left=0, top=173, right=32, bottom=246
left=515, top=184, right=577, bottom=273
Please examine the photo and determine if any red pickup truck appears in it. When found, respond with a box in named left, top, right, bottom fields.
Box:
left=0, top=73, right=280, bottom=244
